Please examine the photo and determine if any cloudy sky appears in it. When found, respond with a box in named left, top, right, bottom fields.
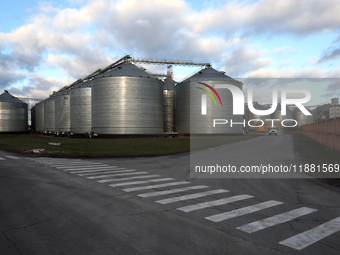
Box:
left=1, top=0, right=340, bottom=105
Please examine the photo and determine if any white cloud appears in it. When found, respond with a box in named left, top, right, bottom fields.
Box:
left=188, top=0, right=340, bottom=36
left=1, top=0, right=340, bottom=99
left=273, top=46, right=297, bottom=57
left=248, top=67, right=329, bottom=78
left=136, top=19, right=151, bottom=27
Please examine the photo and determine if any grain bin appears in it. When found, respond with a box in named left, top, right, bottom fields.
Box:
left=271, top=103, right=294, bottom=126
left=175, top=67, right=243, bottom=134
left=70, top=80, right=92, bottom=134
left=44, top=94, right=56, bottom=133
left=35, top=101, right=45, bottom=132
left=55, top=90, right=71, bottom=134
left=293, top=108, right=313, bottom=126
left=91, top=63, right=163, bottom=135
left=250, top=102, right=271, bottom=122
left=0, top=91, right=28, bottom=132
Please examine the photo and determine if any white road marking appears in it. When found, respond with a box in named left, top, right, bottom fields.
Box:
left=97, top=175, right=160, bottom=183
left=32, top=158, right=80, bottom=161
left=279, top=216, right=340, bottom=250
left=205, top=200, right=284, bottom=222
left=57, top=164, right=109, bottom=169
left=237, top=207, right=317, bottom=233
left=156, top=189, right=229, bottom=205
left=87, top=172, right=148, bottom=179
left=0, top=157, right=4, bottom=160
left=35, top=160, right=83, bottom=163
left=177, top=194, right=254, bottom=213
left=41, top=162, right=86, bottom=165
left=50, top=163, right=102, bottom=167
left=70, top=168, right=125, bottom=174
left=38, top=160, right=84, bottom=163
left=63, top=166, right=116, bottom=171
left=108, top=178, right=174, bottom=187
left=123, top=181, right=191, bottom=192
left=78, top=169, right=136, bottom=176
left=138, top=185, right=209, bottom=198
left=6, top=156, right=20, bottom=159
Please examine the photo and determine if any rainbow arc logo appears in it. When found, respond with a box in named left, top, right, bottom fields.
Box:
left=196, top=82, right=222, bottom=106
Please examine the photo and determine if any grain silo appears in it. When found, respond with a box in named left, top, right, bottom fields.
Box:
left=0, top=90, right=28, bottom=132
left=70, top=80, right=92, bottom=134
left=293, top=108, right=313, bottom=127
left=35, top=101, right=45, bottom=132
left=91, top=62, right=163, bottom=135
left=55, top=90, right=71, bottom=135
left=271, top=103, right=294, bottom=126
left=44, top=94, right=56, bottom=134
left=250, top=102, right=271, bottom=122
left=175, top=67, right=243, bottom=134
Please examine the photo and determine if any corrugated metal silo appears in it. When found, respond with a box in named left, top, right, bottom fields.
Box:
left=0, top=91, right=28, bottom=132
left=35, top=101, right=45, bottom=132
left=91, top=63, right=163, bottom=134
left=55, top=90, right=71, bottom=134
left=293, top=108, right=313, bottom=126
left=175, top=67, right=243, bottom=134
left=70, top=80, right=92, bottom=134
left=250, top=102, right=271, bottom=122
left=271, top=103, right=294, bottom=125
left=44, top=95, right=56, bottom=133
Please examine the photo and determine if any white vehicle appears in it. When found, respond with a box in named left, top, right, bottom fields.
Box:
left=268, top=127, right=278, bottom=136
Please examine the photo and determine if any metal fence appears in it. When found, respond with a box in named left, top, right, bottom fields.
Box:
left=301, top=117, right=340, bottom=151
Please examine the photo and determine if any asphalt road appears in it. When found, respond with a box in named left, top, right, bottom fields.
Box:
left=1, top=133, right=340, bottom=255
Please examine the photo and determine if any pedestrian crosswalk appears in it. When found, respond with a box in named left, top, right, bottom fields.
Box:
left=279, top=216, right=340, bottom=250
left=138, top=185, right=209, bottom=198
left=123, top=181, right=191, bottom=192
left=177, top=194, right=254, bottom=213
left=107, top=178, right=174, bottom=187
left=155, top=189, right=229, bottom=205
left=237, top=207, right=318, bottom=233
left=5, top=155, right=21, bottom=159
left=0, top=155, right=21, bottom=160
left=26, top=156, right=340, bottom=251
left=86, top=171, right=147, bottom=179
left=205, top=200, right=284, bottom=222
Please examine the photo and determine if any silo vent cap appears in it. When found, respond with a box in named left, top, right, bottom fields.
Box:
left=4, top=90, right=8, bottom=93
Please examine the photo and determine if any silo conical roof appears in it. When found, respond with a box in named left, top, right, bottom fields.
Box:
left=0, top=91, right=27, bottom=104
left=72, top=80, right=92, bottom=89
left=249, top=102, right=268, bottom=110
left=181, top=67, right=238, bottom=83
left=95, top=63, right=156, bottom=79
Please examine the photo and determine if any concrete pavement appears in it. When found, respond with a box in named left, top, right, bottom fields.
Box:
left=0, top=134, right=340, bottom=254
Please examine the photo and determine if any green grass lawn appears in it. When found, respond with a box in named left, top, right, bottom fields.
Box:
left=0, top=134, right=256, bottom=157
left=288, top=131, right=340, bottom=188
left=288, top=131, right=340, bottom=165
